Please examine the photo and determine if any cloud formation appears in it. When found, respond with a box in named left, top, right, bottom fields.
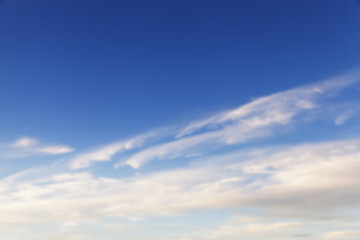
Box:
left=60, top=68, right=360, bottom=173
left=2, top=138, right=360, bottom=225
left=1, top=68, right=360, bottom=239
left=118, top=69, right=360, bottom=168
left=0, top=137, right=74, bottom=160
left=69, top=129, right=170, bottom=169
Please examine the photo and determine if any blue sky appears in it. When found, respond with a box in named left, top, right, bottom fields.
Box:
left=1, top=0, right=360, bottom=239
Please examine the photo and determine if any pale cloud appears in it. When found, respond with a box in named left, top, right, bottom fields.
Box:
left=118, top=69, right=360, bottom=168
left=12, top=137, right=38, bottom=148
left=323, top=230, right=360, bottom=239
left=36, top=146, right=74, bottom=155
left=3, top=118, right=360, bottom=239
left=226, top=139, right=360, bottom=210
left=334, top=109, right=359, bottom=125
left=1, top=69, right=360, bottom=239
left=1, top=138, right=360, bottom=230
left=177, top=70, right=359, bottom=138
left=0, top=136, right=360, bottom=239
left=176, top=213, right=360, bottom=240
left=0, top=137, right=74, bottom=159
left=197, top=221, right=304, bottom=240
left=70, top=140, right=134, bottom=169
left=69, top=129, right=169, bottom=169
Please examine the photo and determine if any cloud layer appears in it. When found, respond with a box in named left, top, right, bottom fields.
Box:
left=67, top=68, right=360, bottom=169
left=1, top=69, right=360, bottom=239
left=1, top=138, right=360, bottom=239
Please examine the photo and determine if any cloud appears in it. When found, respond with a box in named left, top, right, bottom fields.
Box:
left=0, top=137, right=74, bottom=159
left=12, top=137, right=38, bottom=148
left=197, top=221, right=304, bottom=240
left=323, top=230, right=360, bottom=239
left=69, top=129, right=170, bottom=169
left=36, top=146, right=74, bottom=155
left=1, top=68, right=360, bottom=239
left=177, top=71, right=359, bottom=138
left=117, top=69, right=360, bottom=168
left=1, top=134, right=360, bottom=239
left=177, top=213, right=360, bottom=240
left=334, top=108, right=359, bottom=125
left=205, top=139, right=360, bottom=212
left=1, top=138, right=360, bottom=230
left=69, top=141, right=134, bottom=169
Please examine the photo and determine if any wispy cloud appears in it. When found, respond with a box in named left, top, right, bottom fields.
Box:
left=177, top=71, right=359, bottom=138
left=1, top=69, right=360, bottom=239
left=334, top=108, right=360, bottom=125
left=0, top=137, right=74, bottom=160
left=69, top=128, right=171, bottom=169
left=12, top=137, right=39, bottom=148
left=53, top=69, right=360, bottom=170
left=36, top=145, right=74, bottom=155
left=117, top=69, right=360, bottom=168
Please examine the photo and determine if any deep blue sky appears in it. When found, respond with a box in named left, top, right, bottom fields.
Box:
left=1, top=0, right=359, bottom=148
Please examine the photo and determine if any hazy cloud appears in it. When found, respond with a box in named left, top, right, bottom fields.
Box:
left=0, top=137, right=74, bottom=159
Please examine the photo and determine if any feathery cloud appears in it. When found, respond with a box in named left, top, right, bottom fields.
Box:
left=119, top=69, right=360, bottom=168
left=69, top=129, right=170, bottom=169
left=0, top=137, right=74, bottom=160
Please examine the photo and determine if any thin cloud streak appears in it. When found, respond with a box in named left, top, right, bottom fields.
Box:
left=62, top=68, right=360, bottom=170
left=0, top=137, right=74, bottom=160
left=119, top=69, right=360, bottom=168
left=69, top=128, right=173, bottom=169
left=177, top=70, right=360, bottom=138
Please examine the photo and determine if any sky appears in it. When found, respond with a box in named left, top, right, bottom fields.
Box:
left=0, top=0, right=360, bottom=239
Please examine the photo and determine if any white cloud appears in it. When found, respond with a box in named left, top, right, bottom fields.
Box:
left=117, top=69, right=360, bottom=168
left=69, top=141, right=133, bottom=169
left=1, top=69, right=360, bottom=239
left=335, top=109, right=358, bottom=125
left=0, top=137, right=74, bottom=159
left=176, top=213, right=360, bottom=240
left=198, top=221, right=304, bottom=240
left=12, top=137, right=38, bottom=148
left=1, top=138, right=360, bottom=229
left=177, top=71, right=359, bottom=138
left=36, top=146, right=74, bottom=155
left=323, top=230, right=360, bottom=239
left=69, top=129, right=169, bottom=169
